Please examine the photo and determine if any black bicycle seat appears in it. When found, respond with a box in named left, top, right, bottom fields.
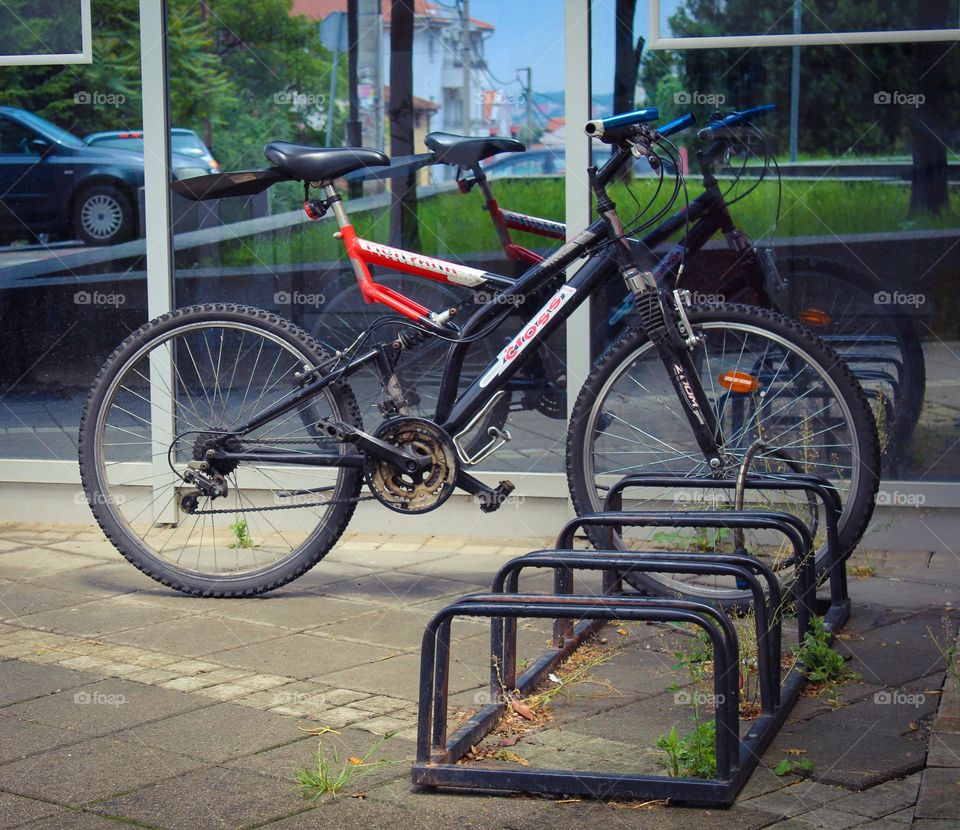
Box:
left=424, top=132, right=525, bottom=168
left=263, top=142, right=389, bottom=182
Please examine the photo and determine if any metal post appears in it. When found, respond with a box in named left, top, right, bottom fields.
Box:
left=139, top=0, right=177, bottom=525
left=461, top=0, right=471, bottom=135
left=522, top=66, right=533, bottom=142
left=789, top=0, right=801, bottom=162
left=564, top=0, right=592, bottom=490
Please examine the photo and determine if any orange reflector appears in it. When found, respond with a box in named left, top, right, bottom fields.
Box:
left=799, top=308, right=831, bottom=327
left=719, top=371, right=760, bottom=393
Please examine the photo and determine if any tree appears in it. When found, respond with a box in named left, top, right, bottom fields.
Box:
left=663, top=0, right=958, bottom=214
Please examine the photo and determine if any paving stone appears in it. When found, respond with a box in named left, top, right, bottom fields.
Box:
left=315, top=571, right=471, bottom=605
left=347, top=693, right=412, bottom=714
left=121, top=701, right=302, bottom=762
left=0, top=658, right=94, bottom=706
left=233, top=672, right=294, bottom=691
left=828, top=773, right=920, bottom=818
left=27, top=561, right=172, bottom=596
left=0, top=792, right=61, bottom=828
left=211, top=592, right=375, bottom=629
left=227, top=727, right=414, bottom=788
left=194, top=682, right=252, bottom=701
left=11, top=810, right=136, bottom=829
left=352, top=714, right=413, bottom=736
left=914, top=768, right=960, bottom=819
left=927, top=730, right=960, bottom=767
left=836, top=613, right=947, bottom=688
left=0, top=549, right=105, bottom=581
left=743, top=781, right=850, bottom=818
left=306, top=606, right=440, bottom=651
left=0, top=677, right=206, bottom=737
left=0, top=735, right=201, bottom=804
left=162, top=658, right=222, bottom=675
left=107, top=614, right=285, bottom=657
left=15, top=595, right=184, bottom=638
left=0, top=583, right=93, bottom=619
left=912, top=822, right=960, bottom=830
left=122, top=667, right=179, bottom=684
left=0, top=716, right=91, bottom=764
left=90, top=766, right=307, bottom=829
left=787, top=806, right=867, bottom=827
left=209, top=632, right=399, bottom=680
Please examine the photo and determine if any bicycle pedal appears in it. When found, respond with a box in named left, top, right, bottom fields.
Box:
left=478, top=480, right=515, bottom=513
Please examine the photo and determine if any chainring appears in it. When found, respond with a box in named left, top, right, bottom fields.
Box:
left=363, top=417, right=458, bottom=514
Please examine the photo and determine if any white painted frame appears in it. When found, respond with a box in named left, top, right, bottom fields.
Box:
left=647, top=0, right=960, bottom=50
left=0, top=0, right=92, bottom=65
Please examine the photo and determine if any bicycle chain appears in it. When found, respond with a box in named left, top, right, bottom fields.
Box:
left=191, top=436, right=376, bottom=515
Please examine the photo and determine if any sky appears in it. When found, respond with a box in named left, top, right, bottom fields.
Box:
left=468, top=0, right=685, bottom=98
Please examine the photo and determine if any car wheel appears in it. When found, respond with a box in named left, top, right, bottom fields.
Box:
left=73, top=185, right=135, bottom=246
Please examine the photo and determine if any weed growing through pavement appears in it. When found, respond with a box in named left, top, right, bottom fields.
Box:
left=928, top=616, right=960, bottom=691
left=657, top=627, right=718, bottom=778
left=773, top=755, right=814, bottom=777
left=294, top=733, right=396, bottom=800
left=794, top=616, right=859, bottom=686
left=228, top=519, right=254, bottom=549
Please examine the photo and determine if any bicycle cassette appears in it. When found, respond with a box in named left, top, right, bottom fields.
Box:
left=363, top=417, right=458, bottom=514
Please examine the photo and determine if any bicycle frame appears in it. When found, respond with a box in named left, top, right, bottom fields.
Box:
left=226, top=151, right=727, bottom=482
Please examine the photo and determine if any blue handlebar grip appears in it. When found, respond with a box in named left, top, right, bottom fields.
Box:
left=585, top=107, right=660, bottom=137
left=602, top=107, right=660, bottom=129
left=658, top=112, right=696, bottom=138
left=722, top=103, right=775, bottom=128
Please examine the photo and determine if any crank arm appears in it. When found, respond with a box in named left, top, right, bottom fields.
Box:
left=316, top=419, right=432, bottom=474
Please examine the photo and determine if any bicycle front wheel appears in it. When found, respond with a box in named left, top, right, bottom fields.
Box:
left=566, top=303, right=880, bottom=605
left=78, top=303, right=363, bottom=597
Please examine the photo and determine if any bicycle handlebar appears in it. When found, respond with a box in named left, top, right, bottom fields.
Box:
left=697, top=103, right=775, bottom=141
left=657, top=112, right=696, bottom=139
left=584, top=107, right=659, bottom=139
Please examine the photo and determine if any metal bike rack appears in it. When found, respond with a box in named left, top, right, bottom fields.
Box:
left=411, top=472, right=851, bottom=806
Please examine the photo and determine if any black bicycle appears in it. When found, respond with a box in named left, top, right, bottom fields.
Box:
left=78, top=108, right=880, bottom=604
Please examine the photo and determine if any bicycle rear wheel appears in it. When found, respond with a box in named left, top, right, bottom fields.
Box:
left=776, top=255, right=925, bottom=475
left=566, top=303, right=880, bottom=606
left=78, top=304, right=362, bottom=597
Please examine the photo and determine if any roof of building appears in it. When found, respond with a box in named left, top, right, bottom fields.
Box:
left=384, top=86, right=440, bottom=112
left=291, top=1, right=494, bottom=31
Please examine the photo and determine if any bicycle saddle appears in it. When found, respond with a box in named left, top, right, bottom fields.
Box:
left=424, top=132, right=525, bottom=168
left=263, top=142, right=389, bottom=182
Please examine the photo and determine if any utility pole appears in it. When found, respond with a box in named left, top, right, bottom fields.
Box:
left=789, top=0, right=801, bottom=162
left=461, top=0, right=471, bottom=135
left=519, top=66, right=533, bottom=143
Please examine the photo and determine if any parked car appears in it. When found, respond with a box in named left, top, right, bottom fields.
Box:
left=0, top=108, right=209, bottom=246
left=84, top=127, right=219, bottom=174
left=481, top=147, right=673, bottom=178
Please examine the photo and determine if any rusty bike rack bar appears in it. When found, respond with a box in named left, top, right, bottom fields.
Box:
left=411, top=472, right=851, bottom=806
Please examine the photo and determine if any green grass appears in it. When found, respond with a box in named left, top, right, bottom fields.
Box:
left=216, top=176, right=959, bottom=269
